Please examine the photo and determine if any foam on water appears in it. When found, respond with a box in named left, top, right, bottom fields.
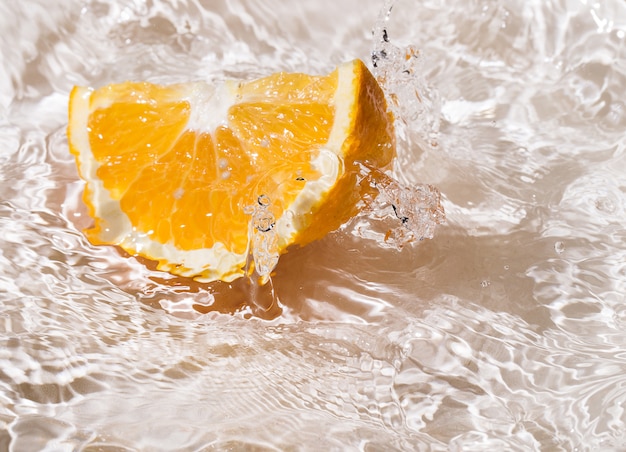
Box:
left=2, top=0, right=626, bottom=450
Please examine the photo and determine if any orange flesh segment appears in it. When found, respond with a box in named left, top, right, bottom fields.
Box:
left=86, top=75, right=336, bottom=254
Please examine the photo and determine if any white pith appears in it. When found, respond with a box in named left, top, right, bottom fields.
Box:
left=69, top=62, right=357, bottom=282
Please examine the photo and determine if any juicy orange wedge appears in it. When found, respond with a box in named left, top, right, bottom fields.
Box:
left=67, top=59, right=395, bottom=282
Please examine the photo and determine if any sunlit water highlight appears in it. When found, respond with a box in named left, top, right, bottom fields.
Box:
left=2, top=0, right=626, bottom=450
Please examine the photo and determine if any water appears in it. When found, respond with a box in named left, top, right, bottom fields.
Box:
left=1, top=0, right=626, bottom=450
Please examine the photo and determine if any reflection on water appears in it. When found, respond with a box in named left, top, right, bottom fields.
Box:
left=2, top=0, right=626, bottom=449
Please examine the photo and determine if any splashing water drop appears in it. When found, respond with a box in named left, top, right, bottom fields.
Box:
left=357, top=163, right=445, bottom=249
left=371, top=0, right=441, bottom=145
left=241, top=195, right=282, bottom=315
left=361, top=0, right=446, bottom=249
left=249, top=194, right=280, bottom=278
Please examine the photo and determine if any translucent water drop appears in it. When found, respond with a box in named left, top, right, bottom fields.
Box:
left=555, top=241, right=565, bottom=254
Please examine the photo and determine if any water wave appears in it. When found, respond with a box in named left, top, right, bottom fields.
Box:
left=1, top=0, right=626, bottom=449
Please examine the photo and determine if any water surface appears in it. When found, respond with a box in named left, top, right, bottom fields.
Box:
left=1, top=0, right=626, bottom=450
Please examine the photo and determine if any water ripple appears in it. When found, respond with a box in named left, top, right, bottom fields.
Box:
left=2, top=0, right=626, bottom=450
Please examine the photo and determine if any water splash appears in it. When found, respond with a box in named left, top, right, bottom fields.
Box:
left=242, top=194, right=282, bottom=315
left=357, top=163, right=445, bottom=249
left=245, top=194, right=280, bottom=280
left=364, top=0, right=446, bottom=249
left=371, top=0, right=441, bottom=146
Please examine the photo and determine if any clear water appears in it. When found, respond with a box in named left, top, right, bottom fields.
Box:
left=1, top=0, right=626, bottom=450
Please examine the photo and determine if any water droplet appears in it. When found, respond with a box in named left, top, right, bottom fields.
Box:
left=255, top=215, right=274, bottom=233
left=595, top=196, right=615, bottom=214
left=555, top=241, right=565, bottom=254
left=257, top=194, right=271, bottom=207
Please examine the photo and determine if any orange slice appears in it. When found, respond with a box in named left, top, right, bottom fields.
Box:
left=67, top=59, right=395, bottom=282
